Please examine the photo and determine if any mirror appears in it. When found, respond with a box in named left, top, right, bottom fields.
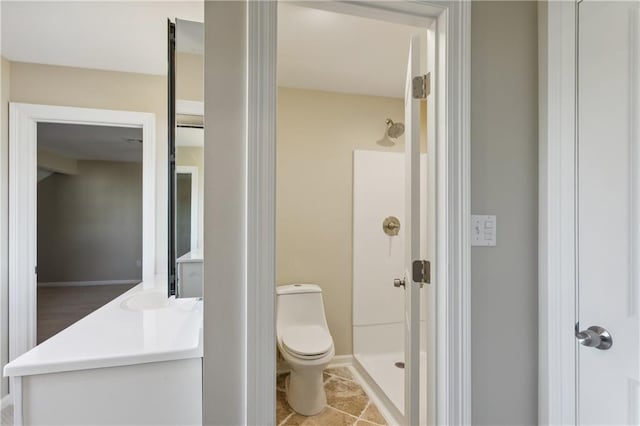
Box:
left=169, top=19, right=204, bottom=297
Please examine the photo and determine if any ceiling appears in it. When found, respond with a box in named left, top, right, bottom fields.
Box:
left=1, top=1, right=204, bottom=76
left=38, top=123, right=143, bottom=163
left=277, top=3, right=425, bottom=98
left=1, top=1, right=425, bottom=98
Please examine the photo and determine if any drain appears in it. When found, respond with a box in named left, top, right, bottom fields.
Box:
left=394, top=361, right=405, bottom=369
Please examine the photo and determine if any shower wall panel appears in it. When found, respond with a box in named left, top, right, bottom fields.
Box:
left=352, top=150, right=429, bottom=357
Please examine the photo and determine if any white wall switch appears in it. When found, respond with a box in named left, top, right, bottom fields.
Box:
left=471, top=215, right=497, bottom=247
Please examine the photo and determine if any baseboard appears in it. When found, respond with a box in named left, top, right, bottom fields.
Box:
left=351, top=358, right=401, bottom=425
left=276, top=354, right=354, bottom=375
left=1, top=393, right=12, bottom=410
left=329, top=354, right=353, bottom=367
left=37, top=279, right=141, bottom=288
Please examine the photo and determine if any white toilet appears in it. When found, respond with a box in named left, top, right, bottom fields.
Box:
left=276, top=284, right=335, bottom=416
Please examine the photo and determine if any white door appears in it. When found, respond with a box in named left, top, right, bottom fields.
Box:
left=577, top=2, right=640, bottom=424
left=404, top=34, right=423, bottom=426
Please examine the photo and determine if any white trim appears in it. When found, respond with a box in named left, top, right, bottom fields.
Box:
left=176, top=100, right=204, bottom=117
left=10, top=377, right=22, bottom=426
left=538, top=2, right=578, bottom=424
left=8, top=103, right=157, bottom=369
left=351, top=359, right=402, bottom=426
left=176, top=165, right=200, bottom=252
left=246, top=2, right=277, bottom=425
left=247, top=1, right=471, bottom=425
left=36, top=280, right=141, bottom=288
left=328, top=354, right=353, bottom=367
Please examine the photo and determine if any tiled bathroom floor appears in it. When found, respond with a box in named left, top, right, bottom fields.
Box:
left=277, top=367, right=387, bottom=426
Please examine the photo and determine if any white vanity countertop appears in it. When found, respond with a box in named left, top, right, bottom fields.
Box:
left=177, top=250, right=204, bottom=263
left=3, top=277, right=203, bottom=377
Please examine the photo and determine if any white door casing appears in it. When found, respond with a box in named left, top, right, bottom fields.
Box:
left=538, top=1, right=578, bottom=423
left=577, top=2, right=640, bottom=423
left=8, top=103, right=157, bottom=365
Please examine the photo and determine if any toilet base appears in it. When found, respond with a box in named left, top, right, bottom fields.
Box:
left=286, top=367, right=326, bottom=416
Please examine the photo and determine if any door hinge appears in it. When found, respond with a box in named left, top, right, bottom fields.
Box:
left=412, top=260, right=431, bottom=285
left=412, top=73, right=430, bottom=99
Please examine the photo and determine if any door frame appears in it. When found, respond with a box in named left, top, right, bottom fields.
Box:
left=245, top=1, right=471, bottom=424
left=538, top=1, right=578, bottom=424
left=8, top=103, right=157, bottom=365
left=175, top=165, right=199, bottom=253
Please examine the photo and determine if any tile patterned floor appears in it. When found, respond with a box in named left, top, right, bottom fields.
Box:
left=277, top=367, right=387, bottom=426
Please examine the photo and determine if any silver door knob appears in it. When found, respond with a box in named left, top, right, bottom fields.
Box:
left=575, top=324, right=613, bottom=350
left=393, top=278, right=406, bottom=289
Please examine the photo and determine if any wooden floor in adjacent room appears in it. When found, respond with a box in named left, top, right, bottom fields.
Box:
left=37, top=283, right=137, bottom=343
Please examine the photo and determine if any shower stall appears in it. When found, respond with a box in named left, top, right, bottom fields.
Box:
left=352, top=149, right=432, bottom=424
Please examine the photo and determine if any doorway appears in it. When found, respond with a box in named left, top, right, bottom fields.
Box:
left=8, top=103, right=156, bottom=362
left=275, top=3, right=435, bottom=425
left=274, top=5, right=432, bottom=424
left=239, top=1, right=471, bottom=425
left=35, top=123, right=143, bottom=343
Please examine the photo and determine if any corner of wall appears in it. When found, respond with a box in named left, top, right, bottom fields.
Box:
left=1, top=55, right=11, bottom=398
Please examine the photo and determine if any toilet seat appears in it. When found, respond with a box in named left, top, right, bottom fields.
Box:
left=281, top=326, right=333, bottom=359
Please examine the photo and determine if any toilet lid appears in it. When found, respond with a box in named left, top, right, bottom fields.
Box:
left=281, top=326, right=333, bottom=357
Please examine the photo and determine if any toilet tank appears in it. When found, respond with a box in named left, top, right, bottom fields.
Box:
left=276, top=284, right=328, bottom=330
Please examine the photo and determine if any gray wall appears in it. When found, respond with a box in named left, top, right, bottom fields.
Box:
left=37, top=160, right=143, bottom=283
left=471, top=2, right=538, bottom=425
left=0, top=56, right=9, bottom=398
left=203, top=2, right=246, bottom=425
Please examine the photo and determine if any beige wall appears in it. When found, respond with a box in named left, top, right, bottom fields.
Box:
left=1, top=56, right=10, bottom=397
left=470, top=2, right=538, bottom=424
left=177, top=52, right=204, bottom=103
left=8, top=61, right=168, bottom=278
left=37, top=160, right=143, bottom=283
left=203, top=2, right=246, bottom=423
left=277, top=87, right=404, bottom=355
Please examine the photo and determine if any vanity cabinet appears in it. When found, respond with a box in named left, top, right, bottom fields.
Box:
left=14, top=358, right=202, bottom=425
left=177, top=251, right=204, bottom=298
left=4, top=281, right=204, bottom=426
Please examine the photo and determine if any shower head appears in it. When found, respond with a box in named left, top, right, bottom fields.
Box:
left=385, top=119, right=405, bottom=139
left=376, top=118, right=405, bottom=147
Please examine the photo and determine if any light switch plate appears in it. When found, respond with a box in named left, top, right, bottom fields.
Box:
left=471, top=215, right=496, bottom=246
